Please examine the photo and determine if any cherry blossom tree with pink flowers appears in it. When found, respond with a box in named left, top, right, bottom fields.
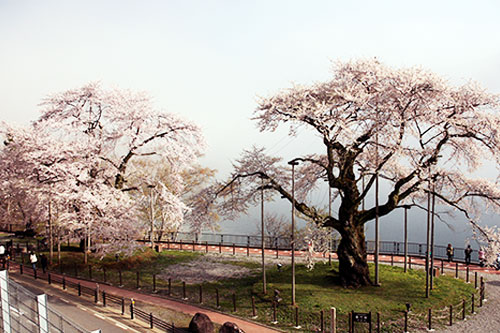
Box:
left=217, top=59, right=500, bottom=288
left=0, top=83, right=207, bottom=257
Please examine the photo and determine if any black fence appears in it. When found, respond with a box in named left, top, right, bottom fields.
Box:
left=154, top=231, right=480, bottom=263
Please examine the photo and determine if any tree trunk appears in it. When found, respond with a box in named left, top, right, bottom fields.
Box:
left=337, top=224, right=372, bottom=288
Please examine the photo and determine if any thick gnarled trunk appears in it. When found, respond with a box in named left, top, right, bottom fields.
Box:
left=337, top=225, right=371, bottom=288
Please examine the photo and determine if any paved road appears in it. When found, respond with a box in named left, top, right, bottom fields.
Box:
left=9, top=273, right=155, bottom=333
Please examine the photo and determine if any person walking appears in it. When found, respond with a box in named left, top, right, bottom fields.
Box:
left=478, top=248, right=486, bottom=267
left=464, top=245, right=473, bottom=265
left=29, top=251, right=38, bottom=271
left=446, top=243, right=454, bottom=262
left=40, top=254, right=48, bottom=274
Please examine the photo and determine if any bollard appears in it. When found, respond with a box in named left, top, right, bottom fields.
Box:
left=449, top=305, right=453, bottom=326
left=391, top=253, right=394, bottom=266
left=192, top=240, right=195, bottom=252
left=149, top=313, right=154, bottom=329
left=404, top=310, right=408, bottom=333
left=20, top=264, right=23, bottom=275
left=130, top=300, right=134, bottom=319
left=276, top=243, right=279, bottom=259
left=232, top=293, right=236, bottom=312
left=182, top=281, right=187, bottom=299
left=376, top=312, right=380, bottom=333
left=219, top=242, right=222, bottom=254
left=78, top=283, right=81, bottom=296
left=205, top=241, right=208, bottom=253
left=63, top=276, right=66, bottom=290
left=216, top=288, right=220, bottom=308
left=331, top=307, right=336, bottom=333
left=251, top=296, right=256, bottom=318
left=121, top=297, right=125, bottom=315
left=466, top=266, right=470, bottom=283
left=455, top=262, right=459, bottom=278
left=89, top=265, right=92, bottom=280
left=349, top=312, right=353, bottom=333
left=168, top=278, right=171, bottom=296
left=232, top=243, right=235, bottom=255
left=329, top=253, right=332, bottom=266
left=428, top=308, right=432, bottom=331
left=136, top=271, right=140, bottom=289
left=472, top=293, right=475, bottom=313
left=441, top=260, right=444, bottom=275
left=119, top=269, right=123, bottom=286
left=102, top=291, right=106, bottom=307
left=247, top=243, right=249, bottom=257
left=94, top=287, right=98, bottom=303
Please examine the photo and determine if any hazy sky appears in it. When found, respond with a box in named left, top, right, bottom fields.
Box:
left=1, top=1, right=499, bottom=245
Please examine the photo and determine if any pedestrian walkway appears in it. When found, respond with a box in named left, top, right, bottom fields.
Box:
left=7, top=262, right=282, bottom=333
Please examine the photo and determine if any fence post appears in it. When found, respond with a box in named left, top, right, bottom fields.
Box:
left=472, top=293, right=475, bottom=313
left=89, top=265, right=92, bottom=280
left=331, top=307, right=336, bottom=333
left=428, top=308, right=432, bottom=331
left=409, top=256, right=412, bottom=269
left=192, top=240, right=195, bottom=252
left=376, top=312, right=380, bottom=333
left=449, top=305, right=453, bottom=326
left=216, top=288, right=220, bottom=308
left=404, top=310, right=408, bottom=333
left=349, top=312, right=353, bottom=333
left=232, top=243, right=236, bottom=255
left=78, top=283, right=81, bottom=296
left=20, top=264, right=23, bottom=275
left=247, top=242, right=249, bottom=257
left=232, top=293, right=236, bottom=312
left=271, top=301, right=277, bottom=324
left=149, top=313, right=153, bottom=329
left=320, top=309, right=324, bottom=332
left=182, top=281, right=187, bottom=300
left=475, top=272, right=478, bottom=289
left=102, top=291, right=106, bottom=307
left=63, top=276, right=66, bottom=290
left=94, top=287, right=98, bottom=303
left=329, top=253, right=332, bottom=266
left=130, top=299, right=134, bottom=319
left=121, top=297, right=125, bottom=315
left=441, top=260, right=444, bottom=275
left=295, top=306, right=300, bottom=329
left=251, top=296, right=257, bottom=318
left=466, top=266, right=470, bottom=283
left=391, top=253, right=394, bottom=266
left=219, top=242, right=222, bottom=254
left=168, top=278, right=171, bottom=296
left=462, top=299, right=465, bottom=320
left=455, top=262, right=459, bottom=278
left=136, top=271, right=140, bottom=289
left=199, top=285, right=202, bottom=303
left=205, top=241, right=208, bottom=253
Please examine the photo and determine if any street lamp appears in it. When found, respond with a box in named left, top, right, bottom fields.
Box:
left=402, top=205, right=411, bottom=273
left=259, top=174, right=267, bottom=294
left=288, top=159, right=299, bottom=306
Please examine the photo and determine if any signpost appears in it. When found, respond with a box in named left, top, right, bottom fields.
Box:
left=351, top=311, right=372, bottom=333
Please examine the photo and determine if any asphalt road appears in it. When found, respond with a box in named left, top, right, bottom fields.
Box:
left=9, top=273, right=153, bottom=333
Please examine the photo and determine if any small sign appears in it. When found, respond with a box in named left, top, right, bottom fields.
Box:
left=353, top=312, right=371, bottom=323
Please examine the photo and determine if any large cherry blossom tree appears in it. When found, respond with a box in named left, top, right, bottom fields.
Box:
left=0, top=83, right=207, bottom=256
left=218, top=59, right=500, bottom=288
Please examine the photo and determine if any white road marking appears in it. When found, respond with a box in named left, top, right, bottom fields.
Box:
left=115, top=322, right=130, bottom=330
left=59, top=298, right=71, bottom=304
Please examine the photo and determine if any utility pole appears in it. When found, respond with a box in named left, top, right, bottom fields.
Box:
left=288, top=159, right=299, bottom=306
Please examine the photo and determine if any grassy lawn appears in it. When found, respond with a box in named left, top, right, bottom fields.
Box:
left=14, top=245, right=479, bottom=332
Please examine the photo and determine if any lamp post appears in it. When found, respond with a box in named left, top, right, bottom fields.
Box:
left=288, top=159, right=299, bottom=306
left=403, top=205, right=410, bottom=273
left=260, top=175, right=267, bottom=294
left=425, top=175, right=431, bottom=298
left=430, top=188, right=436, bottom=290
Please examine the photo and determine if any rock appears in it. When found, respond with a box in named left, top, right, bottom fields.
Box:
left=219, top=322, right=245, bottom=333
left=189, top=312, right=214, bottom=333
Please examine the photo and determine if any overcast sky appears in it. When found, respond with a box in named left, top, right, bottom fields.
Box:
left=1, top=1, right=499, bottom=245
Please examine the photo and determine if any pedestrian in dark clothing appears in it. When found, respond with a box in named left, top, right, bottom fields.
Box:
left=446, top=244, right=454, bottom=262
left=465, top=245, right=473, bottom=265
left=40, top=254, right=48, bottom=274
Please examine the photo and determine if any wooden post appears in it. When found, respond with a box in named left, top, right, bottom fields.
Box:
left=391, top=253, right=394, bottom=266
left=78, top=283, right=81, bottom=296
left=182, top=281, right=187, bottom=300
left=149, top=313, right=153, bottom=329
left=475, top=272, right=478, bottom=289
left=455, top=262, right=459, bottom=278
left=449, top=305, right=453, bottom=326
left=232, top=243, right=235, bottom=256
left=121, top=297, right=125, bottom=315
left=466, top=266, right=470, bottom=283
left=232, top=293, right=236, bottom=312
left=276, top=242, right=279, bottom=259
left=404, top=310, right=408, bottom=332
left=462, top=299, right=466, bottom=320
left=472, top=293, right=475, bottom=313
left=441, top=260, right=444, bottom=275
left=376, top=312, right=380, bottom=333
left=247, top=243, right=249, bottom=257
left=63, top=276, right=66, bottom=290
left=349, top=312, right=352, bottom=333
left=20, top=264, right=23, bottom=275
left=272, top=301, right=277, bottom=324
left=320, top=310, right=324, bottom=332
left=205, top=241, right=208, bottom=253
left=130, top=300, right=134, bottom=319
left=168, top=278, right=171, bottom=296
left=102, top=291, right=106, bottom=307
left=219, top=242, right=222, bottom=254
left=192, top=240, right=195, bottom=252
left=251, top=296, right=256, bottom=318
